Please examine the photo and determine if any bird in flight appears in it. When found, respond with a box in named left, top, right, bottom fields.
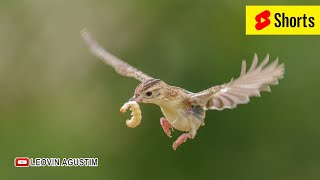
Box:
left=81, top=29, right=285, bottom=150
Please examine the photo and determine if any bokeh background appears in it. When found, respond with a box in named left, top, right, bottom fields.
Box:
left=1, top=0, right=320, bottom=179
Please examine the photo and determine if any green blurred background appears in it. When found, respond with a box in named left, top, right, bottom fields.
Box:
left=1, top=0, right=320, bottom=179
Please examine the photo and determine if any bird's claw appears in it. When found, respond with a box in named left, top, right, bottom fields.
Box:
left=160, top=117, right=173, bottom=138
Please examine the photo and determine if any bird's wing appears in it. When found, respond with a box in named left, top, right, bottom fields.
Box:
left=81, top=29, right=153, bottom=82
left=191, top=54, right=285, bottom=110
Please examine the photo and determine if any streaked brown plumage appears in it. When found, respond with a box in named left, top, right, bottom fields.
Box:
left=81, top=29, right=285, bottom=150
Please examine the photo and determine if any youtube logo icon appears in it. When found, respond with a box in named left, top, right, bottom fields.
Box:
left=14, top=157, right=29, bottom=167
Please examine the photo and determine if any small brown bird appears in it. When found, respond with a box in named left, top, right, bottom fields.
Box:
left=81, top=29, right=285, bottom=150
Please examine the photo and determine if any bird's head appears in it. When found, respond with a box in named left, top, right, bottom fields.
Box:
left=128, top=79, right=170, bottom=105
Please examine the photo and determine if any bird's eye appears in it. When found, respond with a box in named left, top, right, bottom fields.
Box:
left=145, top=91, right=153, bottom=96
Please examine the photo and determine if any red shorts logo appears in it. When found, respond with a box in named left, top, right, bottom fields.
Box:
left=255, top=10, right=271, bottom=30
left=15, top=157, right=30, bottom=167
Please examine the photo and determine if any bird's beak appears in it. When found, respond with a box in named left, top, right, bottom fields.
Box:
left=128, top=96, right=141, bottom=103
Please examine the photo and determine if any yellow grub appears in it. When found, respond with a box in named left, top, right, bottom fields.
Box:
left=120, top=101, right=142, bottom=128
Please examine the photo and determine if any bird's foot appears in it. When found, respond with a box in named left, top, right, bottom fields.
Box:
left=160, top=117, right=173, bottom=138
left=172, top=133, right=191, bottom=150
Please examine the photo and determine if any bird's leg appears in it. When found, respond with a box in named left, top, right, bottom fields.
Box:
left=172, top=133, right=193, bottom=150
left=172, top=125, right=198, bottom=150
left=160, top=117, right=173, bottom=138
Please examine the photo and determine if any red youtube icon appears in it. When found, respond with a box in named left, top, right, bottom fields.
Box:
left=15, top=157, right=30, bottom=167
left=255, top=10, right=271, bottom=30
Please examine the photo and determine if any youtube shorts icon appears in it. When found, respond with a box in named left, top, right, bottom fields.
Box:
left=15, top=157, right=29, bottom=167
left=255, top=10, right=271, bottom=30
left=246, top=5, right=320, bottom=35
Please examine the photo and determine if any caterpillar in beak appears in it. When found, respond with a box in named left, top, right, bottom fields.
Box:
left=120, top=101, right=142, bottom=128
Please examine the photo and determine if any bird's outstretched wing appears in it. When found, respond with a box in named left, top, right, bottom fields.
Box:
left=192, top=54, right=285, bottom=110
left=81, top=29, right=153, bottom=82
